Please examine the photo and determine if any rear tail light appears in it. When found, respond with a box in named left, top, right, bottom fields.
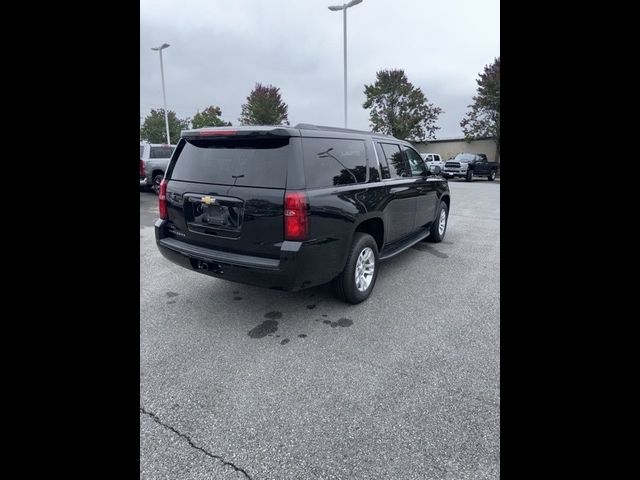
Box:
left=284, top=191, right=309, bottom=241
left=140, top=159, right=145, bottom=177
left=159, top=179, right=168, bottom=220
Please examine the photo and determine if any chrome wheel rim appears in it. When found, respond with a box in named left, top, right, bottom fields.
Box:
left=438, top=208, right=447, bottom=236
left=355, top=247, right=375, bottom=292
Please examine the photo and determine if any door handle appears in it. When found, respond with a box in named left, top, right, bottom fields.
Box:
left=390, top=187, right=408, bottom=194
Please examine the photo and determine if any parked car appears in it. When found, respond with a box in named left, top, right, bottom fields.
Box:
left=443, top=153, right=498, bottom=181
left=420, top=153, right=445, bottom=172
left=155, top=124, right=451, bottom=303
left=140, top=143, right=177, bottom=194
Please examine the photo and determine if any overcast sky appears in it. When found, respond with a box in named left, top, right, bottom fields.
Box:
left=140, top=0, right=499, bottom=138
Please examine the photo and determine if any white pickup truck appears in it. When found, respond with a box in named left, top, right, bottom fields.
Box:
left=420, top=153, right=445, bottom=172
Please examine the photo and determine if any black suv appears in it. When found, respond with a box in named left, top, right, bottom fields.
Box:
left=155, top=124, right=450, bottom=303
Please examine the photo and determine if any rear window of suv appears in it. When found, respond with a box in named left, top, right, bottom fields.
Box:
left=302, top=138, right=368, bottom=188
left=170, top=137, right=289, bottom=188
left=150, top=146, right=175, bottom=159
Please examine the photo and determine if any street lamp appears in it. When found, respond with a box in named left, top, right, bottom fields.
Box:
left=328, top=0, right=363, bottom=128
left=151, top=43, right=171, bottom=144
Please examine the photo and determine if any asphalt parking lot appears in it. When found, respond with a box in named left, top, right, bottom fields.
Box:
left=140, top=179, right=500, bottom=479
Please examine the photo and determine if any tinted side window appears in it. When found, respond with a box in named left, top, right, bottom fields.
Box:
left=380, top=143, right=410, bottom=179
left=403, top=146, right=427, bottom=176
left=302, top=138, right=368, bottom=188
left=375, top=143, right=391, bottom=179
left=150, top=146, right=176, bottom=159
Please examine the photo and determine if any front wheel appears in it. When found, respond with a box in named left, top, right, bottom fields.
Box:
left=465, top=169, right=473, bottom=182
left=488, top=170, right=496, bottom=181
left=333, top=232, right=379, bottom=304
left=427, top=201, right=448, bottom=243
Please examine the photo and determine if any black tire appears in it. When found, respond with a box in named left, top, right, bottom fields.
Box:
left=427, top=202, right=448, bottom=243
left=465, top=169, right=473, bottom=182
left=152, top=173, right=164, bottom=195
left=333, top=232, right=379, bottom=304
left=487, top=170, right=496, bottom=181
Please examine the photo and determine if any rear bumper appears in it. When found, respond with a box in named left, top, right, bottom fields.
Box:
left=154, top=220, right=345, bottom=291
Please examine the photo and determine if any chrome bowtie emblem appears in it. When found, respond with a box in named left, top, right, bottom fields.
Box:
left=201, top=196, right=216, bottom=205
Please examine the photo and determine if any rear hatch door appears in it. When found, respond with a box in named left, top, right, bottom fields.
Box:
left=163, top=131, right=298, bottom=259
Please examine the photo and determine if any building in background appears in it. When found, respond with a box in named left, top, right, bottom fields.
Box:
left=411, top=136, right=499, bottom=163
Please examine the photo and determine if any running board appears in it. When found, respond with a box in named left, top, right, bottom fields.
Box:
left=379, top=227, right=430, bottom=260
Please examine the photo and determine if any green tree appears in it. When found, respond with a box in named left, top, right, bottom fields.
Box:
left=239, top=83, right=289, bottom=125
left=363, top=69, right=443, bottom=141
left=140, top=109, right=190, bottom=144
left=461, top=57, right=500, bottom=157
left=191, top=105, right=232, bottom=129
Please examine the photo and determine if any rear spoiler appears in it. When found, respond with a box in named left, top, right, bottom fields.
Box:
left=181, top=126, right=300, bottom=139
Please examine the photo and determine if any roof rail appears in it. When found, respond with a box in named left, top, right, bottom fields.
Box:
left=293, top=123, right=400, bottom=140
left=294, top=123, right=371, bottom=134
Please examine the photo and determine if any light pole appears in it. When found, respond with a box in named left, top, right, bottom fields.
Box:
left=328, top=0, right=363, bottom=128
left=151, top=43, right=171, bottom=144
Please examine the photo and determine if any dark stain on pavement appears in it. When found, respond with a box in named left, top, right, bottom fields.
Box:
left=280, top=338, right=290, bottom=345
left=298, top=334, right=307, bottom=338
left=306, top=304, right=316, bottom=310
left=234, top=296, right=242, bottom=301
left=327, top=318, right=354, bottom=328
left=336, top=318, right=353, bottom=327
left=264, top=311, right=283, bottom=319
left=411, top=243, right=449, bottom=258
left=166, top=291, right=179, bottom=298
left=248, top=320, right=278, bottom=339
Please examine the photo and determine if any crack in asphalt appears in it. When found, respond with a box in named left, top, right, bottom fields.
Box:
left=140, top=406, right=253, bottom=479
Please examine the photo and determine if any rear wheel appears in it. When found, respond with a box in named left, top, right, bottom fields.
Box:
left=152, top=173, right=164, bottom=195
left=333, top=233, right=379, bottom=304
left=427, top=202, right=448, bottom=243
left=488, top=170, right=496, bottom=181
left=465, top=169, right=473, bottom=182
